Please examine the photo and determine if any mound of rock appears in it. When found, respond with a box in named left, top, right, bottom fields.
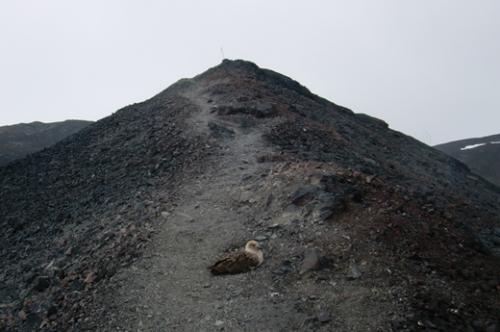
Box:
left=1, top=59, right=499, bottom=331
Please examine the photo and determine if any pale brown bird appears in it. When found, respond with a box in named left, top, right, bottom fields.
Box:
left=209, top=240, right=264, bottom=275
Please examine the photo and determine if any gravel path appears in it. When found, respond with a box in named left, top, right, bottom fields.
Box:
left=102, top=82, right=309, bottom=331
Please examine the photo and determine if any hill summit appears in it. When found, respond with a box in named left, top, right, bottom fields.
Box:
left=1, top=59, right=499, bottom=331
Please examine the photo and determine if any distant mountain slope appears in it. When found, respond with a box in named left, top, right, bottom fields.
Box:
left=0, top=120, right=93, bottom=166
left=435, top=133, right=500, bottom=187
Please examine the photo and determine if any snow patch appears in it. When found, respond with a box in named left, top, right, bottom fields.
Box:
left=460, top=143, right=486, bottom=150
left=490, top=141, right=500, bottom=144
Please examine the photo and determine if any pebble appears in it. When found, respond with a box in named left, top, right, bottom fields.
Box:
left=300, top=248, right=321, bottom=274
left=255, top=235, right=268, bottom=241
left=347, top=262, right=362, bottom=280
left=33, top=276, right=51, bottom=292
left=273, top=260, right=293, bottom=276
left=18, top=310, right=27, bottom=321
left=317, top=311, right=331, bottom=323
left=65, top=246, right=73, bottom=256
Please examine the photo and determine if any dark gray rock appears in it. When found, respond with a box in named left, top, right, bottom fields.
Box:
left=255, top=234, right=268, bottom=242
left=317, top=311, right=331, bottom=323
left=33, top=276, right=51, bottom=292
left=272, top=260, right=294, bottom=276
left=208, top=121, right=235, bottom=139
left=290, top=186, right=319, bottom=206
left=347, top=262, right=362, bottom=280
left=300, top=248, right=321, bottom=274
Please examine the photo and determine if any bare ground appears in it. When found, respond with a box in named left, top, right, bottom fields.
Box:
left=90, top=81, right=399, bottom=332
left=4, top=60, right=498, bottom=332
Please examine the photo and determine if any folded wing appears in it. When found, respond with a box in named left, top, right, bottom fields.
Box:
left=209, top=251, right=260, bottom=275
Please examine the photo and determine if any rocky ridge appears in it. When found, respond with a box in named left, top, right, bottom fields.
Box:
left=0, top=120, right=93, bottom=166
left=1, top=60, right=499, bottom=331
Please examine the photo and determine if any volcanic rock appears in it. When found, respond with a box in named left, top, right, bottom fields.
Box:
left=33, top=276, right=51, bottom=292
left=1, top=59, right=500, bottom=331
left=300, top=247, right=321, bottom=274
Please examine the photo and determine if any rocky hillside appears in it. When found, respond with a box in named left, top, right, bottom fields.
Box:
left=1, top=60, right=499, bottom=331
left=0, top=120, right=93, bottom=166
left=435, top=134, right=500, bottom=187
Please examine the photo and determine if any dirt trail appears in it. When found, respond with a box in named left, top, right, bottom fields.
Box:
left=104, top=82, right=307, bottom=331
left=94, top=79, right=399, bottom=332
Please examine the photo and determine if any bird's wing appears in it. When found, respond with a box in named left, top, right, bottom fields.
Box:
left=209, top=251, right=260, bottom=275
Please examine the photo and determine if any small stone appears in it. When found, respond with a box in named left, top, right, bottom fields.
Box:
left=241, top=174, right=253, bottom=182
left=317, top=311, right=331, bottom=323
left=160, top=211, right=170, bottom=218
left=300, top=248, right=321, bottom=274
left=267, top=223, right=280, bottom=229
left=84, top=271, right=97, bottom=284
left=347, top=262, right=362, bottom=280
left=33, top=276, right=50, bottom=292
left=273, top=260, right=293, bottom=276
left=319, top=206, right=335, bottom=221
left=47, top=305, right=57, bottom=318
left=24, top=271, right=38, bottom=285
left=423, top=319, right=437, bottom=329
left=175, top=212, right=194, bottom=223
left=255, top=235, right=268, bottom=242
left=442, top=211, right=453, bottom=220
left=18, top=310, right=27, bottom=321
left=290, top=187, right=317, bottom=206
left=214, top=320, right=224, bottom=327
left=65, top=246, right=73, bottom=256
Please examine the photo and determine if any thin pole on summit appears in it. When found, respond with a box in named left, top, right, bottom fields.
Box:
left=220, top=47, right=225, bottom=60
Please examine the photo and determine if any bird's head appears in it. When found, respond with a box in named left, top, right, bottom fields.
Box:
left=245, top=240, right=261, bottom=253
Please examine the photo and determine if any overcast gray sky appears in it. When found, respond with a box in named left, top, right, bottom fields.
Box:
left=1, top=1, right=499, bottom=145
